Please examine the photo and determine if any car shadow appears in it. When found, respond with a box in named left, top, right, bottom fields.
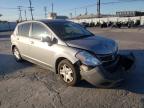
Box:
left=119, top=49, right=144, bottom=94
left=76, top=49, right=144, bottom=94
left=0, top=53, right=33, bottom=76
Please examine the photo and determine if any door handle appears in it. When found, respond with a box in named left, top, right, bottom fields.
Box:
left=30, top=41, right=34, bottom=44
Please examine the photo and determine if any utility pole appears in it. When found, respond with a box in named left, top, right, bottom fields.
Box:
left=70, top=13, right=72, bottom=19
left=44, top=6, right=47, bottom=18
left=97, top=0, right=100, bottom=18
left=28, top=0, right=34, bottom=20
left=52, top=2, right=54, bottom=13
left=17, top=6, right=23, bottom=21
left=75, top=8, right=77, bottom=17
left=25, top=10, right=27, bottom=20
left=85, top=8, right=88, bottom=15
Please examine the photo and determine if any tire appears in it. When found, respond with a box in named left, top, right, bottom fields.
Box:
left=12, top=47, right=23, bottom=62
left=58, top=59, right=80, bottom=86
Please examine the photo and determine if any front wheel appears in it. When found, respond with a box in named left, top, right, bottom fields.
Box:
left=58, top=59, right=80, bottom=86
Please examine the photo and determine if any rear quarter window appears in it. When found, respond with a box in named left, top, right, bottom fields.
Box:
left=18, top=23, right=31, bottom=37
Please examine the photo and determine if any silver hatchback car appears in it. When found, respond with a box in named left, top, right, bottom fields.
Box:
left=11, top=20, right=134, bottom=87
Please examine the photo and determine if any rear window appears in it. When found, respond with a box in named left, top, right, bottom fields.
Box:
left=18, top=23, right=31, bottom=37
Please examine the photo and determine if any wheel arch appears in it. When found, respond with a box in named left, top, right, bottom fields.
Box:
left=55, top=57, right=79, bottom=74
left=11, top=45, right=17, bottom=52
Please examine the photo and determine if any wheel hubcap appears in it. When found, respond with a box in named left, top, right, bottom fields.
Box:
left=60, top=64, right=74, bottom=83
left=14, top=48, right=20, bottom=59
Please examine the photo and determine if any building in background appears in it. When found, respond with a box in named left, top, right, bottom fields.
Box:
left=72, top=14, right=114, bottom=20
left=48, top=12, right=68, bottom=20
left=71, top=11, right=144, bottom=25
left=116, top=11, right=144, bottom=17
left=48, top=13, right=57, bottom=19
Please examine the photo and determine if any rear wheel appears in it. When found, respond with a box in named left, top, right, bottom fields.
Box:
left=58, top=59, right=80, bottom=86
left=12, top=47, right=23, bottom=62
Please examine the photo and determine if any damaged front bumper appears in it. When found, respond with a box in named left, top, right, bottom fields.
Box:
left=80, top=53, right=135, bottom=88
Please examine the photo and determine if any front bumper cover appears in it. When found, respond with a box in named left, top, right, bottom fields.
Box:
left=80, top=53, right=135, bottom=88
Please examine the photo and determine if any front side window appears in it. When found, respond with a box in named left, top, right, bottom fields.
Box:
left=30, top=23, right=50, bottom=40
left=18, top=23, right=31, bottom=37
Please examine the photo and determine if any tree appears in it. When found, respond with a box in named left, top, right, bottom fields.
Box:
left=0, top=14, right=2, bottom=17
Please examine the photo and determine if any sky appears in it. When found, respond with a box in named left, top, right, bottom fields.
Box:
left=0, top=0, right=144, bottom=21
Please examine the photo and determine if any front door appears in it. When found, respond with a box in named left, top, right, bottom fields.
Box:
left=28, top=22, right=55, bottom=67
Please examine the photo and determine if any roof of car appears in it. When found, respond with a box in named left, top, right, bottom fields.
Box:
left=17, top=19, right=71, bottom=26
left=40, top=19, right=70, bottom=23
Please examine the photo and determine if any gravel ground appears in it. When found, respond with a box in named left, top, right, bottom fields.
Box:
left=0, top=29, right=144, bottom=108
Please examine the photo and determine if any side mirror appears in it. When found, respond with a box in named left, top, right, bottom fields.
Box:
left=41, top=36, right=52, bottom=46
left=41, top=36, right=57, bottom=46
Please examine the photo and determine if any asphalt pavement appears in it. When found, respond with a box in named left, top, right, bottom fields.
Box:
left=0, top=29, right=144, bottom=108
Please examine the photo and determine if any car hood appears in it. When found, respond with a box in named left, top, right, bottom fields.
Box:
left=66, top=35, right=117, bottom=55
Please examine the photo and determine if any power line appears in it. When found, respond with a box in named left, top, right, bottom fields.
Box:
left=0, top=7, right=17, bottom=10
left=0, top=5, right=28, bottom=10
left=60, top=0, right=144, bottom=13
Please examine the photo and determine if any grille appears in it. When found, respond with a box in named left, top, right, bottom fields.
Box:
left=97, top=53, right=119, bottom=73
left=98, top=54, right=116, bottom=62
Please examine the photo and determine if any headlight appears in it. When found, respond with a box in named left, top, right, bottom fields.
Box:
left=75, top=51, right=101, bottom=66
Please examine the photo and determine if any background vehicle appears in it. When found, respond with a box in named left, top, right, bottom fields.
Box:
left=11, top=20, right=134, bottom=87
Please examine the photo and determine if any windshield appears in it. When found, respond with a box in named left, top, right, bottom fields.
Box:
left=46, top=21, right=93, bottom=40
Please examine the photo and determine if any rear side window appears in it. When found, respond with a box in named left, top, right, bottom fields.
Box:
left=30, top=23, right=50, bottom=40
left=18, top=23, right=31, bottom=37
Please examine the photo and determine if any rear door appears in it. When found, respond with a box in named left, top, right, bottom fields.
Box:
left=16, top=23, right=31, bottom=56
